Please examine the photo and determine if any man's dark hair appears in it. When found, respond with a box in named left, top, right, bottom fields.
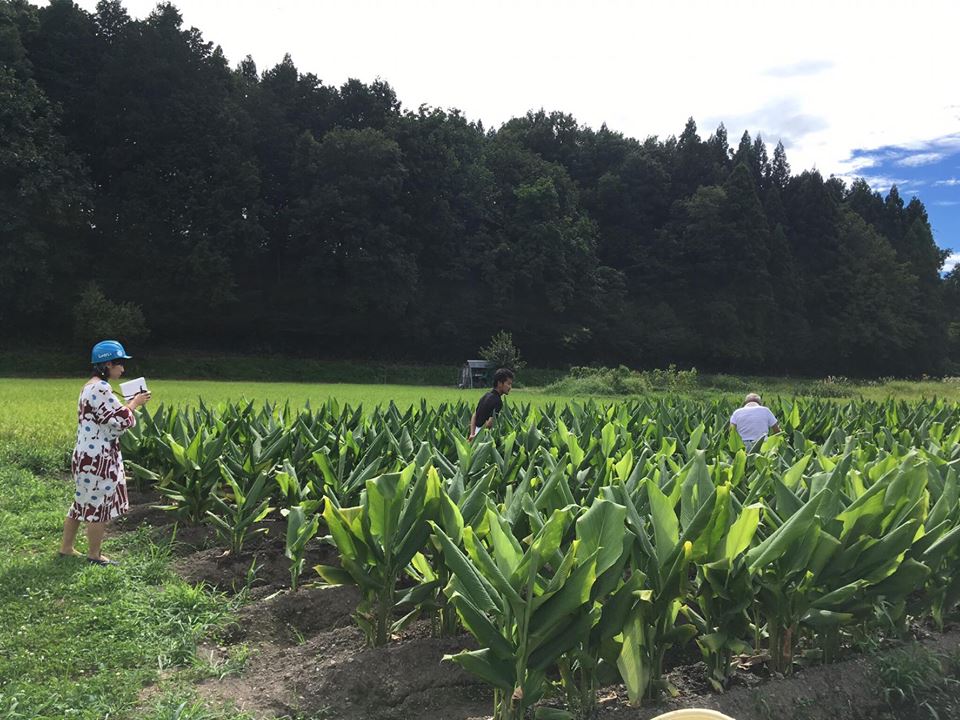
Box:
left=493, top=368, right=515, bottom=387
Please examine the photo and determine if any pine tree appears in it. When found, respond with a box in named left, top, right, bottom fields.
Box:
left=770, top=140, right=790, bottom=189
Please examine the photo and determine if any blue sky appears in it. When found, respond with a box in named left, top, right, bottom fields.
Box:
left=842, top=136, right=960, bottom=273
left=64, top=0, right=960, bottom=270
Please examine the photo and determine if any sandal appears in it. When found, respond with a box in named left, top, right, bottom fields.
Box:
left=58, top=551, right=81, bottom=558
left=86, top=557, right=119, bottom=567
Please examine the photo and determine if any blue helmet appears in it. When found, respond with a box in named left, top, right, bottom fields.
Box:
left=90, top=340, right=132, bottom=364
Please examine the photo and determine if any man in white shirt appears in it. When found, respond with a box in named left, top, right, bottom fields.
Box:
left=729, top=393, right=781, bottom=447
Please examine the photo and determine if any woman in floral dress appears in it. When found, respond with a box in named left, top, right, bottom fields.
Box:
left=58, top=340, right=150, bottom=565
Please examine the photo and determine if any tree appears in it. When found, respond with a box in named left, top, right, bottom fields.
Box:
left=73, top=284, right=149, bottom=346
left=5, top=3, right=957, bottom=374
left=650, top=164, right=776, bottom=369
left=781, top=170, right=851, bottom=371
left=751, top=135, right=770, bottom=190
left=71, top=2, right=268, bottom=343
left=479, top=331, right=526, bottom=372
left=832, top=210, right=920, bottom=374
left=670, top=117, right=719, bottom=200
left=770, top=141, right=790, bottom=190
left=279, top=127, right=413, bottom=350
left=945, top=267, right=960, bottom=371
left=0, top=1, right=88, bottom=339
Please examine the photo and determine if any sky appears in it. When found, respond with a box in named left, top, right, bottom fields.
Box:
left=67, top=0, right=960, bottom=272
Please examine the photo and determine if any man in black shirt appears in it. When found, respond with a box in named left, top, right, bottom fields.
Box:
left=468, top=368, right=514, bottom=441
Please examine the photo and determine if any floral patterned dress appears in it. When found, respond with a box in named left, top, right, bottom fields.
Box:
left=68, top=380, right=136, bottom=523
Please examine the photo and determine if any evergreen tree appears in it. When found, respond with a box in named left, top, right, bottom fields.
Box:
left=0, top=1, right=88, bottom=338
left=770, top=140, right=790, bottom=190
left=2, top=1, right=954, bottom=374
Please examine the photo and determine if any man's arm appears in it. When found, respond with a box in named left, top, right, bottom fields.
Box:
left=468, top=411, right=477, bottom=440
left=768, top=409, right=781, bottom=435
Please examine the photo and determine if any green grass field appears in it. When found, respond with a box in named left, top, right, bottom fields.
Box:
left=3, top=375, right=959, bottom=478
left=0, top=378, right=580, bottom=468
left=5, top=375, right=959, bottom=447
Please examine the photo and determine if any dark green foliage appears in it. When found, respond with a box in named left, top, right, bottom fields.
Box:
left=479, top=331, right=526, bottom=373
left=0, top=0, right=955, bottom=375
left=73, top=283, right=150, bottom=346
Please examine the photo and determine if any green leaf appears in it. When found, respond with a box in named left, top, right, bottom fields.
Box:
left=314, top=564, right=353, bottom=586
left=486, top=506, right=523, bottom=577
left=444, top=649, right=514, bottom=690
left=535, top=709, right=576, bottom=720
left=617, top=611, right=649, bottom=705
left=515, top=506, right=574, bottom=582
left=431, top=523, right=499, bottom=614
left=782, top=453, right=812, bottom=491
left=601, top=422, right=616, bottom=458
left=746, top=487, right=827, bottom=571
left=647, top=480, right=680, bottom=568
left=724, top=503, right=762, bottom=561
left=614, top=449, right=634, bottom=484
left=576, top=498, right=627, bottom=577
left=529, top=558, right=597, bottom=649
left=447, top=592, right=514, bottom=658
left=366, top=471, right=406, bottom=548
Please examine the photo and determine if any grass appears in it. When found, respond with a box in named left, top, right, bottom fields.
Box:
left=0, top=462, right=239, bottom=720
left=875, top=644, right=960, bottom=718
left=3, top=375, right=958, bottom=466
left=0, top=378, right=581, bottom=472
left=544, top=367, right=960, bottom=403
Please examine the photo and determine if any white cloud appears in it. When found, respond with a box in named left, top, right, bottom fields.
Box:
left=935, top=178, right=960, bottom=186
left=844, top=175, right=925, bottom=195
left=934, top=201, right=960, bottom=206
left=944, top=253, right=960, bottom=273
left=764, top=60, right=834, bottom=78
left=896, top=152, right=946, bottom=167
left=66, top=0, right=960, bottom=180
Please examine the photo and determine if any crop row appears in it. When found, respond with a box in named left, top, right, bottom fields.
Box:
left=122, top=397, right=960, bottom=719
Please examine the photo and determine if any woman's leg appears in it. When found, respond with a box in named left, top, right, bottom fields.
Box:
left=86, top=521, right=109, bottom=561
left=59, top=516, right=82, bottom=555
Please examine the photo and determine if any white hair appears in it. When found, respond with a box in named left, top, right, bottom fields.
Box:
left=744, top=392, right=762, bottom=404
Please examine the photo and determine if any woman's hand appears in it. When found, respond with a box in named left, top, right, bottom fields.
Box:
left=127, top=392, right=151, bottom=411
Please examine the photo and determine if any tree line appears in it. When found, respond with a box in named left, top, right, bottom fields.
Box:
left=2, top=0, right=958, bottom=375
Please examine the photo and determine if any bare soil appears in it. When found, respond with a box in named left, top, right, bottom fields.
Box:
left=121, top=492, right=960, bottom=720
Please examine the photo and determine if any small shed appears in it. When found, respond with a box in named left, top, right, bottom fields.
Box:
left=459, top=360, right=492, bottom=389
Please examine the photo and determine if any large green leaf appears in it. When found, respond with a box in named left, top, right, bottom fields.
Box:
left=746, top=487, right=827, bottom=571
left=576, top=498, right=627, bottom=577
left=444, top=649, right=515, bottom=690
left=647, top=480, right=679, bottom=568
left=431, top=523, right=499, bottom=614
left=724, top=502, right=762, bottom=561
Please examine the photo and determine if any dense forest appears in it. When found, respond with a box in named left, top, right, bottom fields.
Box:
left=2, top=0, right=958, bottom=375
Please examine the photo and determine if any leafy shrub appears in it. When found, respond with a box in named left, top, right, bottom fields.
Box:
left=73, top=283, right=150, bottom=346
left=479, top=331, right=526, bottom=373
left=546, top=364, right=699, bottom=396
left=703, top=373, right=747, bottom=392
left=805, top=375, right=855, bottom=398
left=646, top=364, right=699, bottom=390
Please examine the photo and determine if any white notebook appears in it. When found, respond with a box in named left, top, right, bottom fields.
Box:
left=119, top=377, right=150, bottom=400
